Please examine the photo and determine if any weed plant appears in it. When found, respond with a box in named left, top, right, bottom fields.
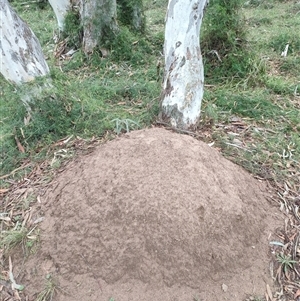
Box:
left=277, top=253, right=297, bottom=274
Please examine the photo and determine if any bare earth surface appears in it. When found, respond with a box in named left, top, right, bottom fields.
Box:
left=19, top=128, right=281, bottom=301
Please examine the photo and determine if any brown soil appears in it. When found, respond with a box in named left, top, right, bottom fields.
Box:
left=18, top=128, right=281, bottom=301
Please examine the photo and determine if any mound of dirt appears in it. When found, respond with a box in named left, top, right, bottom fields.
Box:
left=21, top=128, right=280, bottom=300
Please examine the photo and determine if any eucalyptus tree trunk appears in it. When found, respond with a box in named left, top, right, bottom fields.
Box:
left=132, top=3, right=144, bottom=31
left=117, top=0, right=145, bottom=31
left=48, top=0, right=118, bottom=54
left=160, top=0, right=208, bottom=130
left=0, top=0, right=49, bottom=84
left=79, top=0, right=118, bottom=54
left=48, top=0, right=70, bottom=31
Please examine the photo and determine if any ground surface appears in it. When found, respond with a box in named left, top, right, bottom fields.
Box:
left=13, top=127, right=282, bottom=301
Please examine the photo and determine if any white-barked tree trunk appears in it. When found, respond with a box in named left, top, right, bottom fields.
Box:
left=48, top=0, right=118, bottom=54
left=161, top=0, right=208, bottom=129
left=48, top=0, right=70, bottom=31
left=79, top=0, right=118, bottom=54
left=0, top=0, right=50, bottom=84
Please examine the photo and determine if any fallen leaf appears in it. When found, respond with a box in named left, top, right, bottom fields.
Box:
left=9, top=257, right=25, bottom=291
left=14, top=135, right=25, bottom=153
left=276, top=262, right=282, bottom=283
left=269, top=241, right=285, bottom=247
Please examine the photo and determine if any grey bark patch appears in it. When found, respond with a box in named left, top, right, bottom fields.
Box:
left=166, top=46, right=175, bottom=70
left=175, top=41, right=182, bottom=48
left=168, top=0, right=180, bottom=18
left=10, top=50, right=19, bottom=63
left=161, top=103, right=185, bottom=129
left=163, top=77, right=174, bottom=97
left=179, top=56, right=186, bottom=67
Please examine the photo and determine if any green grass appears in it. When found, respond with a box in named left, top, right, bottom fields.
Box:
left=202, top=85, right=299, bottom=184
left=199, top=0, right=299, bottom=189
left=1, top=0, right=299, bottom=188
left=0, top=1, right=161, bottom=177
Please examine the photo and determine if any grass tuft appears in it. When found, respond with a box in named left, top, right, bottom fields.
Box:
left=35, top=274, right=60, bottom=301
left=112, top=118, right=140, bottom=135
left=0, top=224, right=39, bottom=256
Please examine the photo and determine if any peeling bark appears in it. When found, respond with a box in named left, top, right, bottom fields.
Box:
left=161, top=0, right=208, bottom=129
left=0, top=0, right=50, bottom=84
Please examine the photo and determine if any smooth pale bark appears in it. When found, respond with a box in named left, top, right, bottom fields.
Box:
left=48, top=0, right=69, bottom=31
left=0, top=0, right=50, bottom=84
left=161, top=0, right=208, bottom=129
